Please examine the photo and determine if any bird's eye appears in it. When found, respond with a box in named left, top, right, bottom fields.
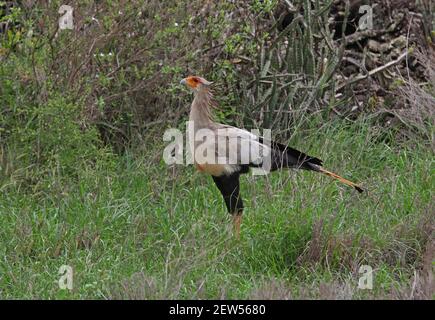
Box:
left=193, top=78, right=198, bottom=82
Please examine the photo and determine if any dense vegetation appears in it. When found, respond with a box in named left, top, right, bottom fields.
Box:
left=0, top=1, right=433, bottom=299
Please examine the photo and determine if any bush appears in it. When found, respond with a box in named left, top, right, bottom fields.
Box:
left=1, top=0, right=433, bottom=192
left=0, top=92, right=113, bottom=193
left=0, top=51, right=113, bottom=192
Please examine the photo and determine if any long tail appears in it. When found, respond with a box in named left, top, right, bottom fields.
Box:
left=315, top=167, right=364, bottom=193
left=263, top=140, right=364, bottom=193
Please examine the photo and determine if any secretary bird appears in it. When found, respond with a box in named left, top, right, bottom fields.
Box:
left=180, top=75, right=363, bottom=236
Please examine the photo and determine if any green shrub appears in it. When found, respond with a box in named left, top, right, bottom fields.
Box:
left=2, top=95, right=113, bottom=189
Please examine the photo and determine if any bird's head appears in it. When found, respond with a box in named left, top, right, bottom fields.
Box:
left=180, top=76, right=212, bottom=91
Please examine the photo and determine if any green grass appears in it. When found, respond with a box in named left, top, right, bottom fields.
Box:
left=0, top=120, right=433, bottom=299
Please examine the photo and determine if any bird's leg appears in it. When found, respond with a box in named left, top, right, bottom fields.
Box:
left=232, top=211, right=243, bottom=238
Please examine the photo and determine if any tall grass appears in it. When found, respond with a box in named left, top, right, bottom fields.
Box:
left=0, top=118, right=432, bottom=299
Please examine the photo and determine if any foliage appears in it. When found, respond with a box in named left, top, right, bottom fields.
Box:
left=0, top=0, right=433, bottom=300
left=0, top=118, right=433, bottom=299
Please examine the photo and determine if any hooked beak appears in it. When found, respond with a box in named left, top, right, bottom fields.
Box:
left=180, top=78, right=187, bottom=85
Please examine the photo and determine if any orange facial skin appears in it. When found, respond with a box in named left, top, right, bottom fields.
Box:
left=180, top=75, right=213, bottom=90
left=184, top=76, right=202, bottom=89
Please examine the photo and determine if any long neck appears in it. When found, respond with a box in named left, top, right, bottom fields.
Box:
left=189, top=88, right=215, bottom=128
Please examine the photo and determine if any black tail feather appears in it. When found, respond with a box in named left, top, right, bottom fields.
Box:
left=258, top=138, right=323, bottom=171
left=272, top=141, right=323, bottom=167
left=254, top=138, right=363, bottom=192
